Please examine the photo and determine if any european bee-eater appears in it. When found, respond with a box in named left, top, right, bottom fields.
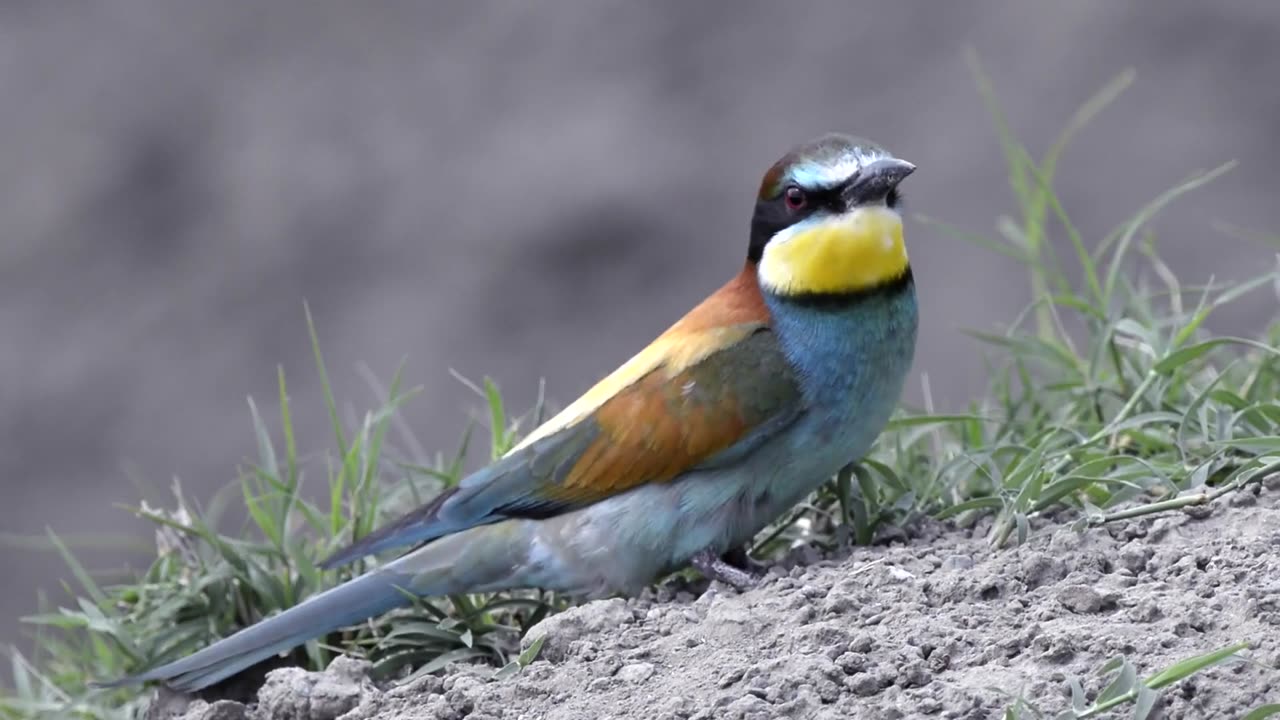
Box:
left=105, top=133, right=918, bottom=692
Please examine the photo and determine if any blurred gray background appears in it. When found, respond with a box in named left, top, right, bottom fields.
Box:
left=2, top=1, right=1278, bottom=654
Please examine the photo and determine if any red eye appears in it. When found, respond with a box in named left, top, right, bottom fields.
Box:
left=784, top=186, right=807, bottom=211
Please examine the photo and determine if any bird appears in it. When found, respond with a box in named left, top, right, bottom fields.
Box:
left=101, top=132, right=919, bottom=692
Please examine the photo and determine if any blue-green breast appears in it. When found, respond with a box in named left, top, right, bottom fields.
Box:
left=762, top=270, right=918, bottom=460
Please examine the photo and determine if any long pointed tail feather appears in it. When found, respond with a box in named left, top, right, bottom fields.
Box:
left=95, top=568, right=416, bottom=693
left=97, top=521, right=535, bottom=693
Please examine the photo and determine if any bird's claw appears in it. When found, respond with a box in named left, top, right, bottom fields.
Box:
left=721, top=545, right=770, bottom=575
left=691, top=548, right=763, bottom=590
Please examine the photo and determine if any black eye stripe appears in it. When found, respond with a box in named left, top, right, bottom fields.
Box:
left=788, top=183, right=898, bottom=210
left=797, top=186, right=842, bottom=211
left=749, top=177, right=891, bottom=262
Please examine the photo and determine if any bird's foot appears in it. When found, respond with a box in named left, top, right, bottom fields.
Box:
left=691, top=548, right=761, bottom=590
left=721, top=545, right=770, bottom=575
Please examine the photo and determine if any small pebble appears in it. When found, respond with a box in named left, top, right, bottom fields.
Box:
left=617, top=662, right=655, bottom=684
left=1057, top=584, right=1112, bottom=614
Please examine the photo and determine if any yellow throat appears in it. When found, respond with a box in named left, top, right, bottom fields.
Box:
left=757, top=206, right=908, bottom=296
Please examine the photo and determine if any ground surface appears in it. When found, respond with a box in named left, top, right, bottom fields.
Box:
left=153, top=483, right=1280, bottom=720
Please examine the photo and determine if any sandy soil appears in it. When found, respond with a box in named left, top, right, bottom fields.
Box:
left=152, top=482, right=1280, bottom=720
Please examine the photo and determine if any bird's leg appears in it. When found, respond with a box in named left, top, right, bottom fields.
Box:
left=690, top=548, right=759, bottom=590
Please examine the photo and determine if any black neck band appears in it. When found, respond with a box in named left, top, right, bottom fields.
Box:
left=765, top=266, right=915, bottom=309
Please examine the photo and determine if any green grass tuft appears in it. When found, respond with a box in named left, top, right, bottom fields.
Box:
left=3, top=68, right=1279, bottom=719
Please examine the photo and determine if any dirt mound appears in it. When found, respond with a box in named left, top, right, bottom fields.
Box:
left=156, top=485, right=1280, bottom=720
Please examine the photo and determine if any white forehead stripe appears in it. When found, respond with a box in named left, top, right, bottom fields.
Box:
left=787, top=148, right=888, bottom=190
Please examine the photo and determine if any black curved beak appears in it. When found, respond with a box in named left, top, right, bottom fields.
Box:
left=841, top=158, right=916, bottom=208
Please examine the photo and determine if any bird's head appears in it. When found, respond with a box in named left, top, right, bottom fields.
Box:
left=749, top=133, right=915, bottom=298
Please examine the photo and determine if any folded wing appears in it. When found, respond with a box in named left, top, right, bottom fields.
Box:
left=321, top=269, right=801, bottom=568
